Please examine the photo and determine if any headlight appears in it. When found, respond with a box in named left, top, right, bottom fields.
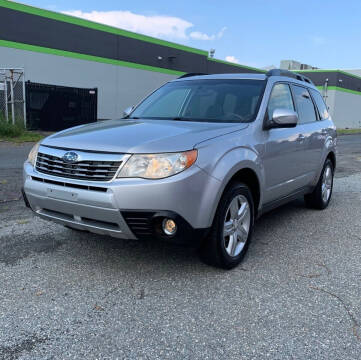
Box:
left=27, top=141, right=41, bottom=166
left=118, top=150, right=197, bottom=179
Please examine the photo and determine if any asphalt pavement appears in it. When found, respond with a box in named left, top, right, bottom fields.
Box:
left=0, top=135, right=360, bottom=359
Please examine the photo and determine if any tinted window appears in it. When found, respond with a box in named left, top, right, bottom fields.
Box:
left=310, top=89, right=329, bottom=119
left=131, top=79, right=266, bottom=123
left=292, top=85, right=317, bottom=124
left=267, top=83, right=294, bottom=119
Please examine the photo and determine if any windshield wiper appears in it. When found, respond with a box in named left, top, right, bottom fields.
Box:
left=171, top=117, right=197, bottom=122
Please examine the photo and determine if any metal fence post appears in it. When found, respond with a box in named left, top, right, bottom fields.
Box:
left=10, top=70, right=15, bottom=125
left=22, top=70, right=27, bottom=128
left=4, top=75, right=9, bottom=122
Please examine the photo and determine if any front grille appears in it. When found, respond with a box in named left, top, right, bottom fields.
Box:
left=36, top=152, right=122, bottom=181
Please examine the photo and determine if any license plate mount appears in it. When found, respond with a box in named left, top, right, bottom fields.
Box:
left=47, top=188, right=78, bottom=201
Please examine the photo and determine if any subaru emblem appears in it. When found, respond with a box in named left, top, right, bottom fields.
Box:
left=63, top=151, right=79, bottom=163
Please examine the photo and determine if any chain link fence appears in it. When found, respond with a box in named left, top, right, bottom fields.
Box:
left=0, top=68, right=26, bottom=127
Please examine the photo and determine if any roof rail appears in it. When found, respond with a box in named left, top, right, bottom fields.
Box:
left=178, top=73, right=208, bottom=79
left=266, top=69, right=314, bottom=85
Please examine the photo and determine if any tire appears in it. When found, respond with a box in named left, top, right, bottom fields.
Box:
left=199, top=182, right=254, bottom=269
left=304, top=159, right=334, bottom=210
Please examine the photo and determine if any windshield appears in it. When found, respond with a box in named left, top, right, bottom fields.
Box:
left=130, top=79, right=266, bottom=123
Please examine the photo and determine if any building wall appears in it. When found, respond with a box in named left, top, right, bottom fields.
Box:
left=345, top=69, right=361, bottom=77
left=3, top=43, right=361, bottom=127
left=331, top=90, right=361, bottom=129
left=0, top=46, right=177, bottom=119
left=300, top=70, right=361, bottom=129
left=317, top=88, right=361, bottom=129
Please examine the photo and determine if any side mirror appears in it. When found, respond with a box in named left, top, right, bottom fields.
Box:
left=269, top=108, right=298, bottom=128
left=123, top=106, right=134, bottom=118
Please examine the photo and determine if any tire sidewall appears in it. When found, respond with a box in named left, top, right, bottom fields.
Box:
left=319, top=159, right=334, bottom=208
left=215, top=183, right=254, bottom=268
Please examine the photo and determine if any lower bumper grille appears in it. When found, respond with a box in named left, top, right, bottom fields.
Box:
left=31, top=176, right=107, bottom=192
left=40, top=208, right=120, bottom=231
left=122, top=212, right=155, bottom=237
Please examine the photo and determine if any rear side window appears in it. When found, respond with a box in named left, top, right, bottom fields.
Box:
left=310, top=89, right=329, bottom=119
left=291, top=85, right=317, bottom=124
left=267, top=83, right=294, bottom=120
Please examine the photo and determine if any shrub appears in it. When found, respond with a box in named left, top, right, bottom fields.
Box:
left=0, top=119, right=25, bottom=138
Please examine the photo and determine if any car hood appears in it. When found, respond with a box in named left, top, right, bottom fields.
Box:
left=41, top=119, right=248, bottom=153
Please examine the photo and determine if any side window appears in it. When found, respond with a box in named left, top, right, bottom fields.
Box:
left=267, top=83, right=294, bottom=120
left=291, top=85, right=318, bottom=124
left=310, top=89, right=329, bottom=120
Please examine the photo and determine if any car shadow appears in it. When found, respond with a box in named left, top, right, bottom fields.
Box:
left=58, top=198, right=311, bottom=276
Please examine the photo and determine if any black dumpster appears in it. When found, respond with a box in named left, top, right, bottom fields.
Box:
left=26, top=82, right=97, bottom=131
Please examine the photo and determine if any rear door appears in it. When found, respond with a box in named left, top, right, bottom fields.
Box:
left=309, top=87, right=332, bottom=167
left=263, top=83, right=308, bottom=203
left=291, top=85, right=323, bottom=182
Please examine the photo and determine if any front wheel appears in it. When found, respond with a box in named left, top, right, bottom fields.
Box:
left=304, top=159, right=334, bottom=210
left=199, top=182, right=254, bottom=269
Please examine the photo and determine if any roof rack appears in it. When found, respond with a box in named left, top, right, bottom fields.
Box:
left=266, top=69, right=314, bottom=85
left=178, top=73, right=208, bottom=79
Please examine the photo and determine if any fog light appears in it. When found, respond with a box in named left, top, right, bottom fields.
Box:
left=162, top=218, right=177, bottom=236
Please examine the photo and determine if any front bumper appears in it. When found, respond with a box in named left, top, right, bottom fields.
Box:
left=23, top=162, right=219, bottom=242
left=23, top=177, right=136, bottom=239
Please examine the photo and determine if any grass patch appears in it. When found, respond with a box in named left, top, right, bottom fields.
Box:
left=0, top=120, right=44, bottom=143
left=337, top=128, right=361, bottom=135
left=2, top=131, right=45, bottom=143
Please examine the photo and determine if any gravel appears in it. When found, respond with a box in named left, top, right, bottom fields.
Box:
left=0, top=135, right=360, bottom=359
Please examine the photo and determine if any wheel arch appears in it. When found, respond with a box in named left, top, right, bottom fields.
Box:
left=228, top=168, right=261, bottom=216
left=327, top=151, right=336, bottom=170
left=215, top=166, right=262, bottom=220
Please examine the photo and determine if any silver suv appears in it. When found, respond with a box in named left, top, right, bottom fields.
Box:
left=23, top=70, right=337, bottom=269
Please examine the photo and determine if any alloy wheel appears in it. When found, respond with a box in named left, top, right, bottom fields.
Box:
left=223, top=195, right=251, bottom=257
left=321, top=165, right=333, bottom=203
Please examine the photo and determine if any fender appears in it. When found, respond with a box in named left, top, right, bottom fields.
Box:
left=311, top=133, right=337, bottom=187
left=196, top=142, right=264, bottom=225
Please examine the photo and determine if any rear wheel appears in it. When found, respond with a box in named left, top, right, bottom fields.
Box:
left=199, top=182, right=254, bottom=269
left=304, top=159, right=334, bottom=209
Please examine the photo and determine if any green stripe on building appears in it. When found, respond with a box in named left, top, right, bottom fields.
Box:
left=298, top=69, right=361, bottom=81
left=0, top=0, right=208, bottom=56
left=316, top=85, right=361, bottom=96
left=0, top=39, right=185, bottom=76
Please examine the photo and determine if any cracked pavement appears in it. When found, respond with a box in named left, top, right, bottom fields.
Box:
left=0, top=135, right=360, bottom=359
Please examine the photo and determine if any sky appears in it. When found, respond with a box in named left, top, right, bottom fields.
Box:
left=17, top=0, right=361, bottom=70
